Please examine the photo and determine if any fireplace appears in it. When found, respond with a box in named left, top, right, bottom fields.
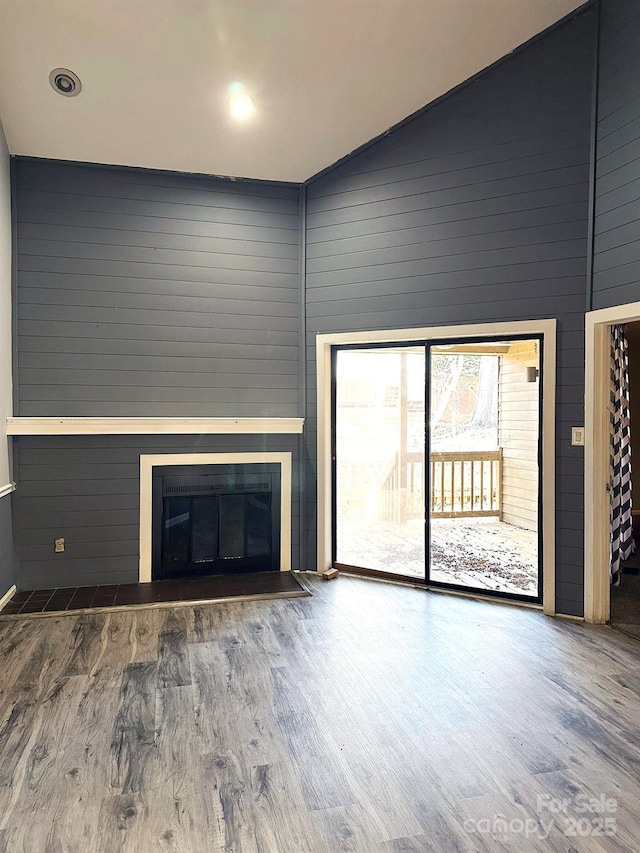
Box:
left=151, top=463, right=281, bottom=580
left=139, top=451, right=293, bottom=582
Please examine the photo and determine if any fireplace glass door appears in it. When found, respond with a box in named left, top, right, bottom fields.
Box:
left=161, top=493, right=272, bottom=575
left=152, top=465, right=280, bottom=580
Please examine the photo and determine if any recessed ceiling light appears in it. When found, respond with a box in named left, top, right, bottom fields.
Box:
left=227, top=84, right=255, bottom=120
left=49, top=68, right=82, bottom=97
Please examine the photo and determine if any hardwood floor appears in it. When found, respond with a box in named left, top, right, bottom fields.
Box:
left=611, top=567, right=640, bottom=641
left=1, top=574, right=640, bottom=852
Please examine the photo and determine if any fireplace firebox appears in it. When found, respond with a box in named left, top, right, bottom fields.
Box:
left=151, top=463, right=281, bottom=580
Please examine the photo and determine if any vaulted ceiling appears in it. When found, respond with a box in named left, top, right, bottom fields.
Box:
left=0, top=0, right=585, bottom=183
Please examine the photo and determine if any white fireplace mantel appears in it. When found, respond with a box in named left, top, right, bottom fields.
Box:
left=6, top=417, right=304, bottom=436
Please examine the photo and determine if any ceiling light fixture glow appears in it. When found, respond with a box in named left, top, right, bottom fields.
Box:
left=227, top=84, right=255, bottom=120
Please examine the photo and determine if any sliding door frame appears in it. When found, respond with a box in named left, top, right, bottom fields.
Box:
left=317, top=319, right=557, bottom=614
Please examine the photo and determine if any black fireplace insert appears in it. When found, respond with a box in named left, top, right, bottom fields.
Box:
left=152, top=463, right=281, bottom=580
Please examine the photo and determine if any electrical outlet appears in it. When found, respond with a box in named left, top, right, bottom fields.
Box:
left=571, top=427, right=585, bottom=446
left=54, top=537, right=65, bottom=553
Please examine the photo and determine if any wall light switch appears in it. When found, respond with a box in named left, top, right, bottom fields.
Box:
left=571, top=427, right=585, bottom=446
left=54, top=537, right=65, bottom=553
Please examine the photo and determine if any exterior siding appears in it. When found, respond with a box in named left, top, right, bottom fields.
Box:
left=14, top=160, right=301, bottom=417
left=305, top=10, right=596, bottom=616
left=14, top=435, right=300, bottom=590
left=0, top=493, right=15, bottom=598
left=498, top=341, right=540, bottom=532
left=593, top=0, right=640, bottom=309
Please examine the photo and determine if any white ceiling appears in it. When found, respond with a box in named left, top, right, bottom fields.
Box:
left=0, top=0, right=585, bottom=183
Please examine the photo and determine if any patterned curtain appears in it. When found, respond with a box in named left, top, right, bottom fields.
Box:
left=611, top=324, right=635, bottom=584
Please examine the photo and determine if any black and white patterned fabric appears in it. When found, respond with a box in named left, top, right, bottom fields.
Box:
left=611, top=324, right=635, bottom=584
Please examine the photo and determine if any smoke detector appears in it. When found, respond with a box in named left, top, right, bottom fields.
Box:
left=49, top=68, right=82, bottom=97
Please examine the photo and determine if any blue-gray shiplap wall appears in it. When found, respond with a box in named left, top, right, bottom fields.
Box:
left=13, top=161, right=302, bottom=588
left=15, top=434, right=300, bottom=590
left=12, top=8, right=601, bottom=607
left=0, top=493, right=15, bottom=597
left=593, top=0, right=640, bottom=308
left=305, top=8, right=597, bottom=617
left=14, top=160, right=300, bottom=417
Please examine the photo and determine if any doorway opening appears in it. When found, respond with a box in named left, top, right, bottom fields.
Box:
left=332, top=335, right=543, bottom=603
left=585, top=302, right=640, bottom=623
left=607, top=321, right=640, bottom=638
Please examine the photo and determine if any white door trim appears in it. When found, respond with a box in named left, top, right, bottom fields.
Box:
left=139, top=451, right=292, bottom=582
left=584, top=300, right=640, bottom=623
left=316, top=319, right=556, bottom=614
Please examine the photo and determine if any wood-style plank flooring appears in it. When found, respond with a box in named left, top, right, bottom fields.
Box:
left=1, top=574, right=640, bottom=852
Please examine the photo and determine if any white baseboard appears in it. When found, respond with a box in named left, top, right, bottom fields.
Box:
left=0, top=483, right=16, bottom=500
left=0, top=584, right=16, bottom=611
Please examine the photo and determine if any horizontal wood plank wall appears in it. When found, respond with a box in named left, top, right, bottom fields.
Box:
left=498, top=341, right=539, bottom=532
left=0, top=493, right=15, bottom=597
left=14, top=435, right=300, bottom=590
left=593, top=0, right=640, bottom=309
left=305, top=10, right=596, bottom=616
left=14, top=160, right=301, bottom=417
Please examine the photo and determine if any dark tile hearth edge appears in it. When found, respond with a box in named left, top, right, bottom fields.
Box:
left=0, top=572, right=310, bottom=619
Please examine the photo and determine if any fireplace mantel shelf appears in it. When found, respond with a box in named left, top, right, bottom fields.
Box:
left=6, top=417, right=304, bottom=436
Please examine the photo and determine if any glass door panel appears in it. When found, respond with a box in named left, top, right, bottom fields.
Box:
left=427, top=339, right=541, bottom=600
left=334, top=346, right=426, bottom=579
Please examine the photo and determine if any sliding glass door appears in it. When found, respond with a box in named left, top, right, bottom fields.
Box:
left=427, top=340, right=541, bottom=600
left=333, top=345, right=426, bottom=581
left=332, top=336, right=542, bottom=602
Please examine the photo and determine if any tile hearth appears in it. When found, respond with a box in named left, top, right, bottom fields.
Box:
left=0, top=571, right=308, bottom=616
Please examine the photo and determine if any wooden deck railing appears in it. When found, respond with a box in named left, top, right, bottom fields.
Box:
left=378, top=449, right=501, bottom=522
left=430, top=450, right=501, bottom=518
left=378, top=451, right=423, bottom=523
